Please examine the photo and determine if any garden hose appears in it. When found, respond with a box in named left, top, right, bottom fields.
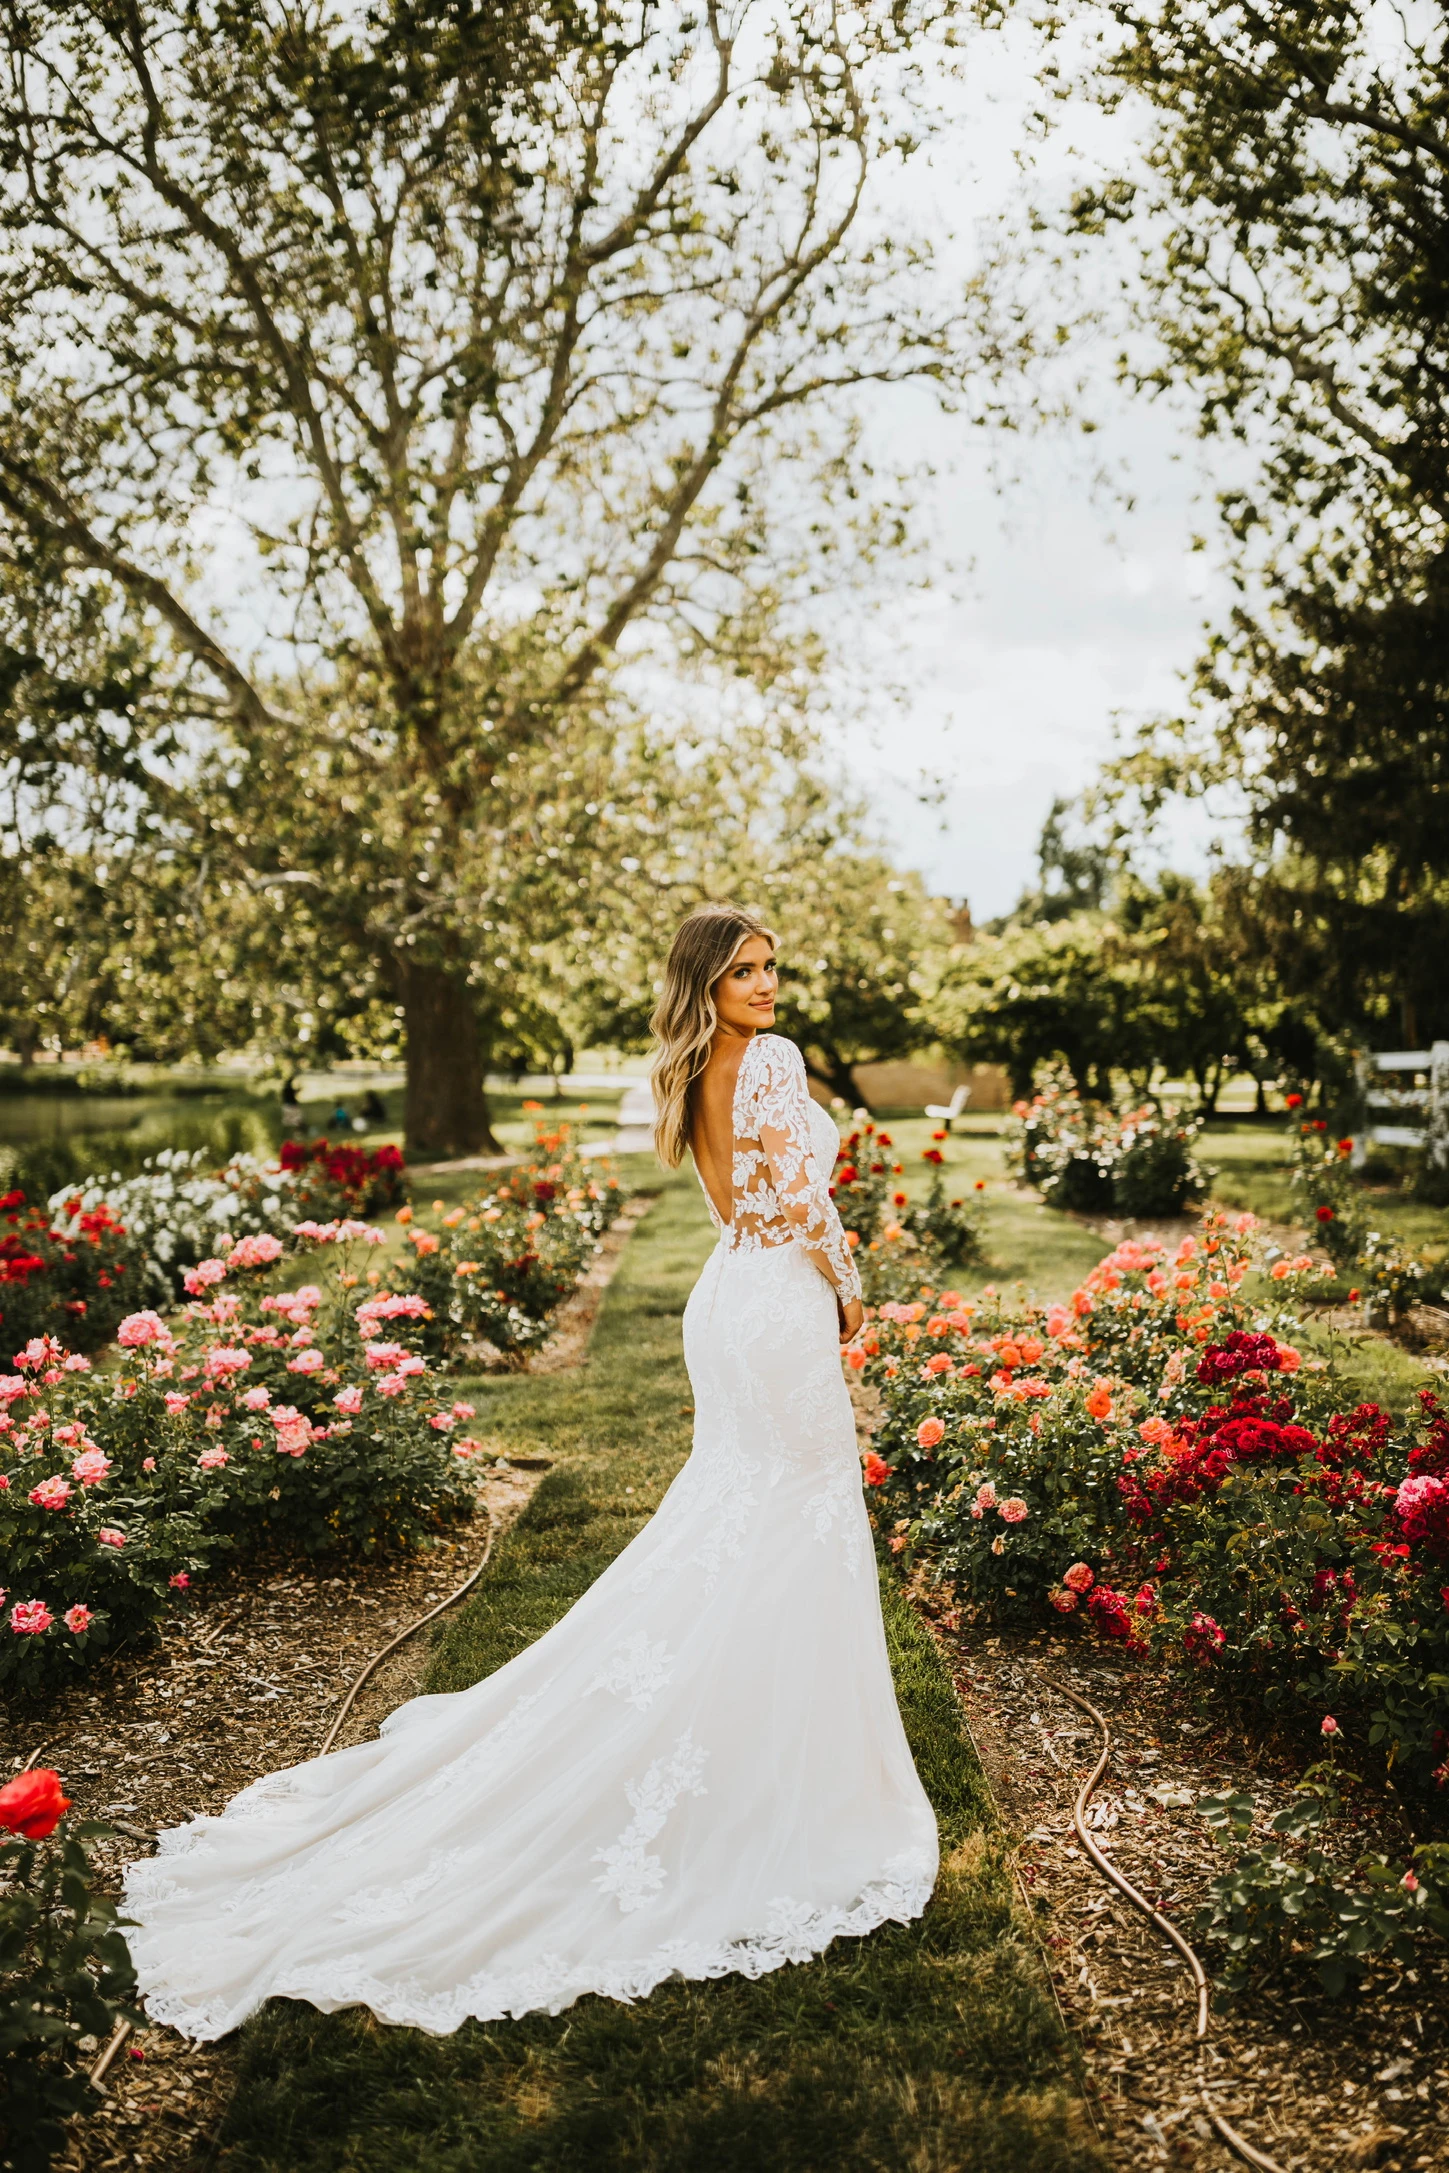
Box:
left=1056, top=1682, right=1291, bottom=2173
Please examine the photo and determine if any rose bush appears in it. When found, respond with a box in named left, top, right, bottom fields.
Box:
left=827, top=1118, right=983, bottom=1303
left=859, top=1209, right=1449, bottom=1790
left=0, top=1770, right=137, bottom=2173
left=385, top=1115, right=623, bottom=1361
left=0, top=1190, right=138, bottom=1355
left=1007, top=1076, right=1209, bottom=1216
left=0, top=1232, right=482, bottom=1694
left=47, top=1141, right=409, bottom=1303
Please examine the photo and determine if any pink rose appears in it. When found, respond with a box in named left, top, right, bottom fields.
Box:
left=197, top=1447, right=229, bottom=1470
left=1320, top=1715, right=1340, bottom=1737
left=182, top=1258, right=228, bottom=1295
left=70, top=1449, right=111, bottom=1486
left=1048, top=1586, right=1078, bottom=1612
left=10, top=1599, right=53, bottom=1634
left=28, top=1475, right=72, bottom=1510
left=974, top=1482, right=997, bottom=1510
left=333, top=1384, right=364, bottom=1414
left=117, top=1310, right=173, bottom=1349
left=0, top=1375, right=28, bottom=1405
left=164, top=1389, right=193, bottom=1417
left=204, top=1346, right=251, bottom=1378
left=63, top=1604, right=93, bottom=1634
left=142, top=1456, right=156, bottom=1472
left=999, top=1497, right=1028, bottom=1524
left=429, top=1412, right=455, bottom=1431
left=97, top=1527, right=126, bottom=1548
left=916, top=1415, right=945, bottom=1449
left=227, top=1232, right=284, bottom=1268
left=363, top=1341, right=408, bottom=1370
left=375, top=1374, right=408, bottom=1398
left=241, top=1386, right=271, bottom=1411
left=63, top=1353, right=90, bottom=1372
left=169, top=1571, right=190, bottom=1590
left=452, top=1402, right=476, bottom=1420
left=1063, top=1562, right=1094, bottom=1593
left=287, top=1348, right=325, bottom=1374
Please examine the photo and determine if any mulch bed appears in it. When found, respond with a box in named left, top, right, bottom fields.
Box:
left=935, top=1619, right=1449, bottom=2172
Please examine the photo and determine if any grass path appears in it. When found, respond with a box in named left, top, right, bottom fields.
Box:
left=211, top=1169, right=1099, bottom=2173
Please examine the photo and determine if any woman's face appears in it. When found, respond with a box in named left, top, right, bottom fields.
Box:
left=713, top=935, right=778, bottom=1037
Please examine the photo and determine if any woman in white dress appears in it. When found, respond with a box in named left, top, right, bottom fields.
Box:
left=122, top=901, right=938, bottom=2040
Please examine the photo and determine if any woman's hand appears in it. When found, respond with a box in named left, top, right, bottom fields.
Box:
left=838, top=1296, right=864, bottom=1346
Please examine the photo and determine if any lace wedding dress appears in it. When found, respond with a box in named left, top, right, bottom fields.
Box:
left=122, top=1034, right=938, bottom=2039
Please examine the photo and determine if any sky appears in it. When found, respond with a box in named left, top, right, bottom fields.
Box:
left=835, top=18, right=1237, bottom=922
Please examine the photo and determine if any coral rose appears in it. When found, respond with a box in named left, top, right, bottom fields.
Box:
left=1063, top=1562, right=1094, bottom=1593
left=916, top=1415, right=945, bottom=1449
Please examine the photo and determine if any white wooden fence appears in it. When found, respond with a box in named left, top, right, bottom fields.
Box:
left=1350, top=1043, right=1449, bottom=1169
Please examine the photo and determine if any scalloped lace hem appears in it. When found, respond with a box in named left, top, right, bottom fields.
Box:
left=126, top=1859, right=936, bottom=2041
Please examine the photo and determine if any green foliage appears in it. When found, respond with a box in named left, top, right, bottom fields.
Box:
left=1006, top=1077, right=1208, bottom=1216
left=0, top=1815, right=138, bottom=2173
left=391, top=1118, right=626, bottom=1359
left=827, top=1117, right=984, bottom=1305
left=1084, top=1, right=1449, bottom=1051
left=1287, top=1121, right=1367, bottom=1270
left=1195, top=1774, right=1449, bottom=1996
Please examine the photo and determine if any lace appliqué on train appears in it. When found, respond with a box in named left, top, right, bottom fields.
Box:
left=593, top=1730, right=709, bottom=1913
left=588, top=1632, right=677, bottom=1711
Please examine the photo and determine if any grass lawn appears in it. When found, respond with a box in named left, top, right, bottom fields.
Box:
left=211, top=1167, right=1099, bottom=2173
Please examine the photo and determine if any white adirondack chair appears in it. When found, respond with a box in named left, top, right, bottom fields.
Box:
left=923, top=1083, right=971, bottom=1132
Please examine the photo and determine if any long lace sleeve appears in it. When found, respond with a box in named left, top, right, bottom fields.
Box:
left=746, top=1038, right=862, bottom=1305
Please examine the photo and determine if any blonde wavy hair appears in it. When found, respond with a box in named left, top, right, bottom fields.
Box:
left=649, top=902, right=778, bottom=1168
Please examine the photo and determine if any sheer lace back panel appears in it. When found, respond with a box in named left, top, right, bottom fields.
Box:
left=705, top=1035, right=861, bottom=1304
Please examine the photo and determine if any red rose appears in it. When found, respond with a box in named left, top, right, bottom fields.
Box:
left=1316, top=1205, right=1335, bottom=1222
left=0, top=1766, right=72, bottom=1839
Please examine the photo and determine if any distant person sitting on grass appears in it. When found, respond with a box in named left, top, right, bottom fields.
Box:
left=359, top=1089, right=387, bottom=1125
left=329, top=1100, right=351, bottom=1131
left=280, top=1075, right=301, bottom=1112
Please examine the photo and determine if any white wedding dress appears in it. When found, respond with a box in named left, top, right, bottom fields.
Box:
left=122, top=1034, right=938, bottom=2039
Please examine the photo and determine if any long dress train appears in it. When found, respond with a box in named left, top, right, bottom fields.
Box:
left=121, top=1034, right=938, bottom=2039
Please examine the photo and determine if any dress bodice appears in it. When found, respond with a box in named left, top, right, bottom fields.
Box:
left=696, top=1034, right=861, bottom=1304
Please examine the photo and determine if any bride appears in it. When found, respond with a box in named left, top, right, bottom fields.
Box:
left=123, top=902, right=938, bottom=2040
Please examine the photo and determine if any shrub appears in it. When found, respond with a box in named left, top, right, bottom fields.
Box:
left=1195, top=1771, right=1449, bottom=1996
left=0, top=1772, right=137, bottom=2173
left=858, top=1211, right=1449, bottom=1789
left=0, top=1341, right=210, bottom=1694
left=0, top=1192, right=138, bottom=1355
left=1287, top=1119, right=1368, bottom=1271
left=0, top=1236, right=481, bottom=1694
left=1007, top=1077, right=1208, bottom=1216
left=828, top=1118, right=983, bottom=1303
left=47, top=1141, right=409, bottom=1302
left=273, top=1138, right=406, bottom=1219
left=386, top=1116, right=624, bottom=1361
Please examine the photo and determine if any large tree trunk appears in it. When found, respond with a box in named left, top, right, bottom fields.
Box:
left=394, top=956, right=502, bottom=1158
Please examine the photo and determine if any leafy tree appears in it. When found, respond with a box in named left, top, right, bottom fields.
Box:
left=1073, top=0, right=1449, bottom=1047
left=923, top=914, right=1141, bottom=1100
left=0, top=0, right=978, bottom=1151
left=772, top=854, right=955, bottom=1106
